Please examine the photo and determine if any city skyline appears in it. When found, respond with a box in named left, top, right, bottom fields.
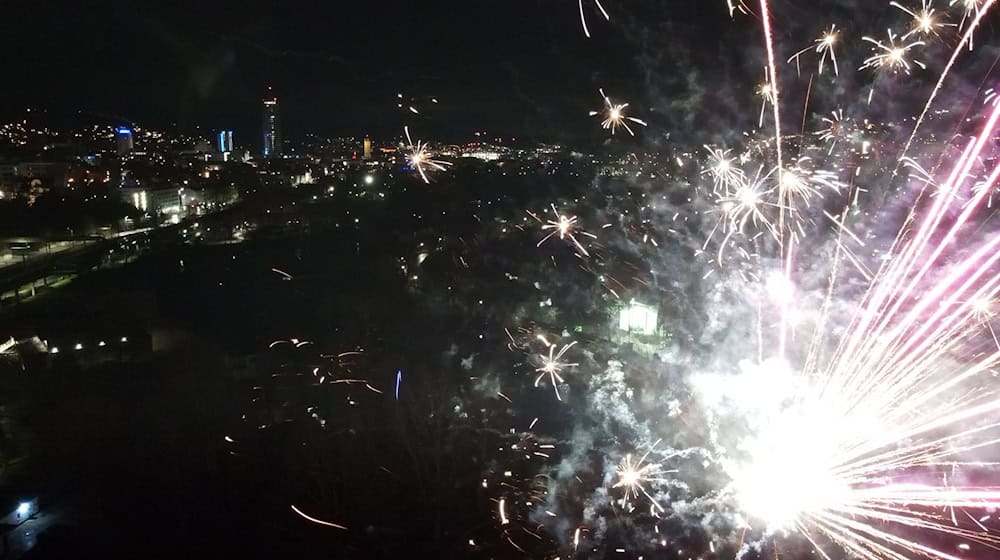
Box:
left=0, top=1, right=779, bottom=142
left=5, top=1, right=983, bottom=144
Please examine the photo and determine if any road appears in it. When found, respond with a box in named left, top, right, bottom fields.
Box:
left=0, top=242, right=84, bottom=271
left=0, top=230, right=163, bottom=307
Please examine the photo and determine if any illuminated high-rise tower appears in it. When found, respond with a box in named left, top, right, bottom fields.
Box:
left=363, top=136, right=373, bottom=159
left=262, top=88, right=282, bottom=158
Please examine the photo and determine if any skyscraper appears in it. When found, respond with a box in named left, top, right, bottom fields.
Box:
left=115, top=127, right=134, bottom=156
left=363, top=136, right=373, bottom=159
left=262, top=89, right=282, bottom=158
left=218, top=130, right=234, bottom=153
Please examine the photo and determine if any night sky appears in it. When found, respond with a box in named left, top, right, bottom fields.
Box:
left=0, top=1, right=741, bottom=142
left=1, top=1, right=996, bottom=142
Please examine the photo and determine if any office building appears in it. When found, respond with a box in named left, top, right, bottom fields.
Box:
left=218, top=130, right=234, bottom=154
left=363, top=136, right=373, bottom=159
left=263, top=90, right=282, bottom=158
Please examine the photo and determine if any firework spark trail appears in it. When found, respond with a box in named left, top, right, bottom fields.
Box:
left=896, top=0, right=996, bottom=174
left=834, top=103, right=1000, bottom=382
left=727, top=0, right=749, bottom=17
left=841, top=247, right=1000, bottom=417
left=970, top=163, right=1000, bottom=208
left=756, top=0, right=782, bottom=176
left=578, top=0, right=610, bottom=38
left=756, top=0, right=790, bottom=358
left=804, top=207, right=858, bottom=376
left=816, top=109, right=849, bottom=154
left=290, top=505, right=347, bottom=530
left=787, top=25, right=840, bottom=76
left=720, top=102, right=1000, bottom=560
left=830, top=136, right=979, bottom=378
left=836, top=237, right=1000, bottom=429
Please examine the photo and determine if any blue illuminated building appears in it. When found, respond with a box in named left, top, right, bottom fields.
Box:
left=115, top=127, right=134, bottom=156
left=218, top=130, right=234, bottom=153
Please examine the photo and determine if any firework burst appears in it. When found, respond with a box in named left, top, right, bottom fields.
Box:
left=816, top=109, right=853, bottom=153
left=533, top=339, right=578, bottom=401
left=702, top=165, right=780, bottom=262
left=781, top=156, right=844, bottom=209
left=612, top=442, right=674, bottom=513
left=719, top=166, right=779, bottom=238
left=969, top=297, right=1000, bottom=349
left=590, top=88, right=647, bottom=136
left=787, top=24, right=841, bottom=76
left=972, top=173, right=1000, bottom=208
left=529, top=204, right=598, bottom=256
left=702, top=146, right=746, bottom=193
left=403, top=126, right=451, bottom=184
left=951, top=0, right=985, bottom=34
left=892, top=0, right=956, bottom=40
left=859, top=29, right=927, bottom=74
left=756, top=72, right=778, bottom=128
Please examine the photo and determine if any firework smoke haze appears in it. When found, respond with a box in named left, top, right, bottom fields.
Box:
left=242, top=1, right=1000, bottom=559
left=473, top=0, right=1000, bottom=557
